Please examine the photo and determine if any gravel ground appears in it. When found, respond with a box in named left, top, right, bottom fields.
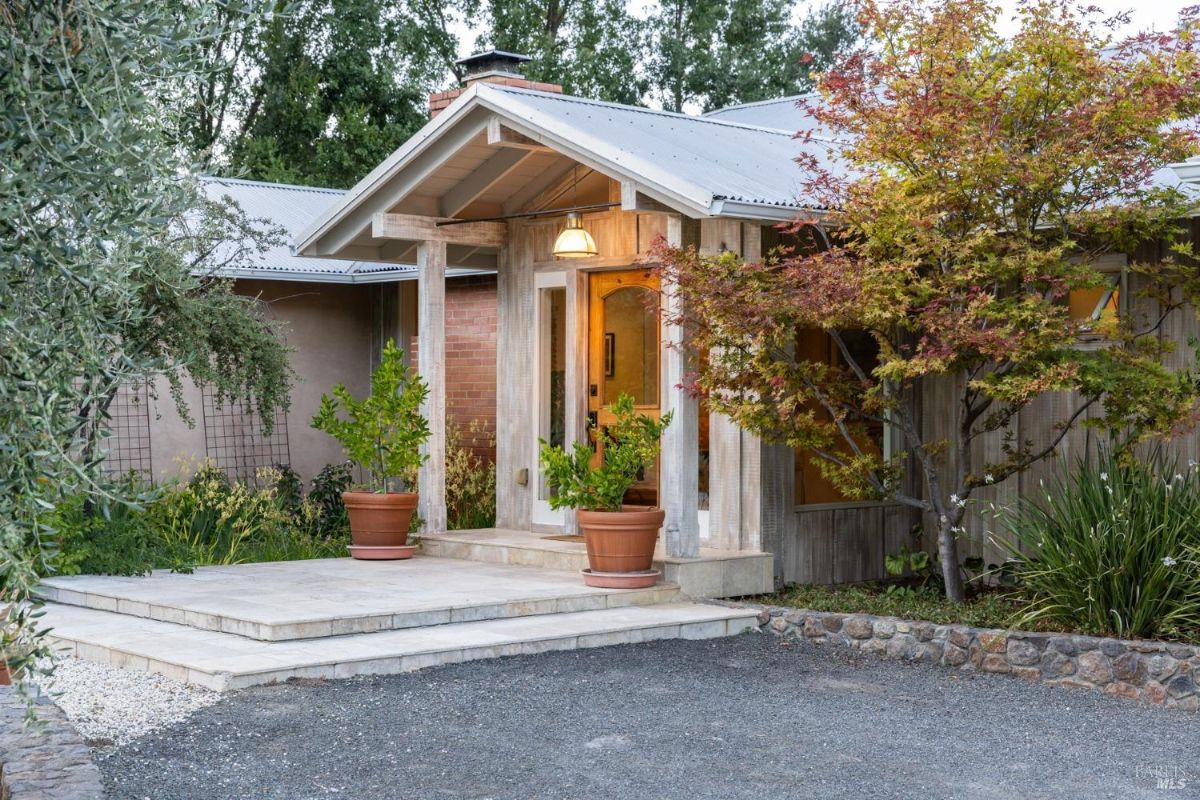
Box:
left=99, top=633, right=1197, bottom=800
left=33, top=657, right=220, bottom=747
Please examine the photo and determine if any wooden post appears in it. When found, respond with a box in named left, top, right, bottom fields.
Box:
left=496, top=228, right=534, bottom=530
left=417, top=240, right=447, bottom=533
left=704, top=222, right=793, bottom=584
left=563, top=268, right=589, bottom=534
left=661, top=214, right=700, bottom=558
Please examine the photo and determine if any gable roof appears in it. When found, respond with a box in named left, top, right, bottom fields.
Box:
left=295, top=82, right=843, bottom=256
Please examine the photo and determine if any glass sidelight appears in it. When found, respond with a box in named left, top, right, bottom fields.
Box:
left=537, top=283, right=567, bottom=505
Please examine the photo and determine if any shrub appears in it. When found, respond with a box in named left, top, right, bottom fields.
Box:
left=49, top=463, right=351, bottom=575
left=999, top=448, right=1200, bottom=640
left=446, top=420, right=496, bottom=530
left=311, top=340, right=429, bottom=492
left=539, top=394, right=671, bottom=512
left=308, top=462, right=353, bottom=534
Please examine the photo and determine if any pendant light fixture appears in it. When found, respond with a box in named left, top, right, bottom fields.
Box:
left=552, top=166, right=598, bottom=258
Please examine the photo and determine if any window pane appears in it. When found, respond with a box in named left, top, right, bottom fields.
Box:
left=602, top=286, right=658, bottom=406
left=539, top=286, right=566, bottom=501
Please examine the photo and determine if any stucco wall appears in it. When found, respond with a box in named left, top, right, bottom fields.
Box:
left=138, top=276, right=499, bottom=484
left=145, top=279, right=374, bottom=483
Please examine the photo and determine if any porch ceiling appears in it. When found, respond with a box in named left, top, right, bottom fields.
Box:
left=312, top=121, right=612, bottom=267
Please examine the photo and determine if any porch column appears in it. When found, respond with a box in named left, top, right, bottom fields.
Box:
left=705, top=221, right=793, bottom=585
left=417, top=240, right=447, bottom=532
left=562, top=268, right=589, bottom=534
left=662, top=214, right=700, bottom=558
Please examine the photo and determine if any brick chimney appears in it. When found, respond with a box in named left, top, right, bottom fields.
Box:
left=429, top=50, right=563, bottom=117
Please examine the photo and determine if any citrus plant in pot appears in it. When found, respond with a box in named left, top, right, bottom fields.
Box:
left=311, top=340, right=429, bottom=560
left=540, top=393, right=672, bottom=588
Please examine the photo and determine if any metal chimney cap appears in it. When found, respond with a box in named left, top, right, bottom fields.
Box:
left=455, top=50, right=532, bottom=77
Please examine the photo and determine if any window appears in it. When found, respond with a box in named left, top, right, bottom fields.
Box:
left=793, top=328, right=885, bottom=506
left=1066, top=254, right=1126, bottom=336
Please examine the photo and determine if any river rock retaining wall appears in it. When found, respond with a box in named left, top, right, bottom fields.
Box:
left=0, top=689, right=103, bottom=800
left=751, top=605, right=1199, bottom=711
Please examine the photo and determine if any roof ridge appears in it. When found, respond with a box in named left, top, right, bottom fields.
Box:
left=482, top=84, right=799, bottom=137
left=201, top=175, right=346, bottom=196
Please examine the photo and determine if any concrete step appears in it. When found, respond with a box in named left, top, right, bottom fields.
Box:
left=36, top=557, right=683, bottom=642
left=42, top=602, right=759, bottom=691
left=420, top=529, right=776, bottom=598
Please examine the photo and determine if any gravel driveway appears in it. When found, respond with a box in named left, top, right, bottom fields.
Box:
left=99, top=632, right=1197, bottom=800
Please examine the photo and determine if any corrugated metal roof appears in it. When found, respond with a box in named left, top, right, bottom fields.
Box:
left=702, top=93, right=820, bottom=132
left=200, top=176, right=418, bottom=283
left=480, top=84, right=844, bottom=214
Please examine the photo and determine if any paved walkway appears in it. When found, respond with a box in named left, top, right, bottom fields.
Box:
left=99, top=634, right=1196, bottom=800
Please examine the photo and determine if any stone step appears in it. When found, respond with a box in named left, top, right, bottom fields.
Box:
left=36, top=557, right=682, bottom=642
left=420, top=529, right=776, bottom=598
left=41, top=602, right=759, bottom=691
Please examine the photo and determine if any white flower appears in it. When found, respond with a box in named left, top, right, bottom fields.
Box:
left=1175, top=473, right=1184, bottom=482
left=939, top=515, right=948, bottom=524
left=1099, top=472, right=1108, bottom=482
left=1163, top=556, right=1177, bottom=568
left=985, top=474, right=995, bottom=484
left=950, top=494, right=960, bottom=504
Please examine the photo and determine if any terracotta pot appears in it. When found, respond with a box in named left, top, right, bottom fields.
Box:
left=342, top=491, right=418, bottom=551
left=0, top=662, right=11, bottom=687
left=576, top=506, right=664, bottom=574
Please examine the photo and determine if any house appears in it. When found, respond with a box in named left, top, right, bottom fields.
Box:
left=115, top=177, right=500, bottom=484
left=290, top=50, right=909, bottom=593
left=127, top=50, right=1200, bottom=594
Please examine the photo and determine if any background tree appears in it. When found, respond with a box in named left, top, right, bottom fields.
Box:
left=647, top=0, right=860, bottom=112
left=656, top=0, right=1200, bottom=601
left=1, top=0, right=290, bottom=698
left=478, top=0, right=648, bottom=104
left=229, top=0, right=463, bottom=188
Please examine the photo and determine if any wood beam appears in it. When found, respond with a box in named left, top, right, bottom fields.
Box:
left=307, top=118, right=488, bottom=257
left=417, top=240, right=447, bottom=533
left=439, top=148, right=530, bottom=218
left=487, top=117, right=554, bottom=152
left=373, top=213, right=507, bottom=249
left=503, top=161, right=577, bottom=214
left=620, top=180, right=675, bottom=214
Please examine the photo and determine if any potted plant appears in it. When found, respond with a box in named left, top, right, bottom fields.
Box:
left=539, top=393, right=672, bottom=587
left=312, top=340, right=429, bottom=560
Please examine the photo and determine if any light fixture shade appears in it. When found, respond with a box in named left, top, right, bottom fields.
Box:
left=552, top=212, right=598, bottom=258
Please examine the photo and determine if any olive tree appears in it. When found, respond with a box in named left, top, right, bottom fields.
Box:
left=1, top=0, right=289, bottom=699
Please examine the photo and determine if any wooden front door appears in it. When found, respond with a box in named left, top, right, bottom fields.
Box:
left=588, top=269, right=661, bottom=506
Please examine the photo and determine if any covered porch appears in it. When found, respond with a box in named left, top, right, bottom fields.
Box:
left=295, top=77, right=800, bottom=591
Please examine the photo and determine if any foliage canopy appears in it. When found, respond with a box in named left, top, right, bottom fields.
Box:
left=657, top=0, right=1200, bottom=601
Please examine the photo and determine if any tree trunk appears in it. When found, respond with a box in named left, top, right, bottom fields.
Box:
left=938, top=519, right=965, bottom=603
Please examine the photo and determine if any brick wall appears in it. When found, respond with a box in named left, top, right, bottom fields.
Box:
left=411, top=275, right=498, bottom=462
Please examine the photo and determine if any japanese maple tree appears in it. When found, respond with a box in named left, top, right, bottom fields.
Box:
left=656, top=0, right=1200, bottom=601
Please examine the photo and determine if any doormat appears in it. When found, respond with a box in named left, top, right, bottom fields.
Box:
left=541, top=534, right=585, bottom=543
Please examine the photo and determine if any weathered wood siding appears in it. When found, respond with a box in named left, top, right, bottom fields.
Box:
left=918, top=226, right=1200, bottom=566
left=783, top=502, right=918, bottom=585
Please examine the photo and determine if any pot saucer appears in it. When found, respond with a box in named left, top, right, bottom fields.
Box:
left=581, top=568, right=661, bottom=589
left=348, top=544, right=417, bottom=561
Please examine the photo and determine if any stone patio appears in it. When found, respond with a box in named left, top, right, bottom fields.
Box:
left=38, top=546, right=760, bottom=691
